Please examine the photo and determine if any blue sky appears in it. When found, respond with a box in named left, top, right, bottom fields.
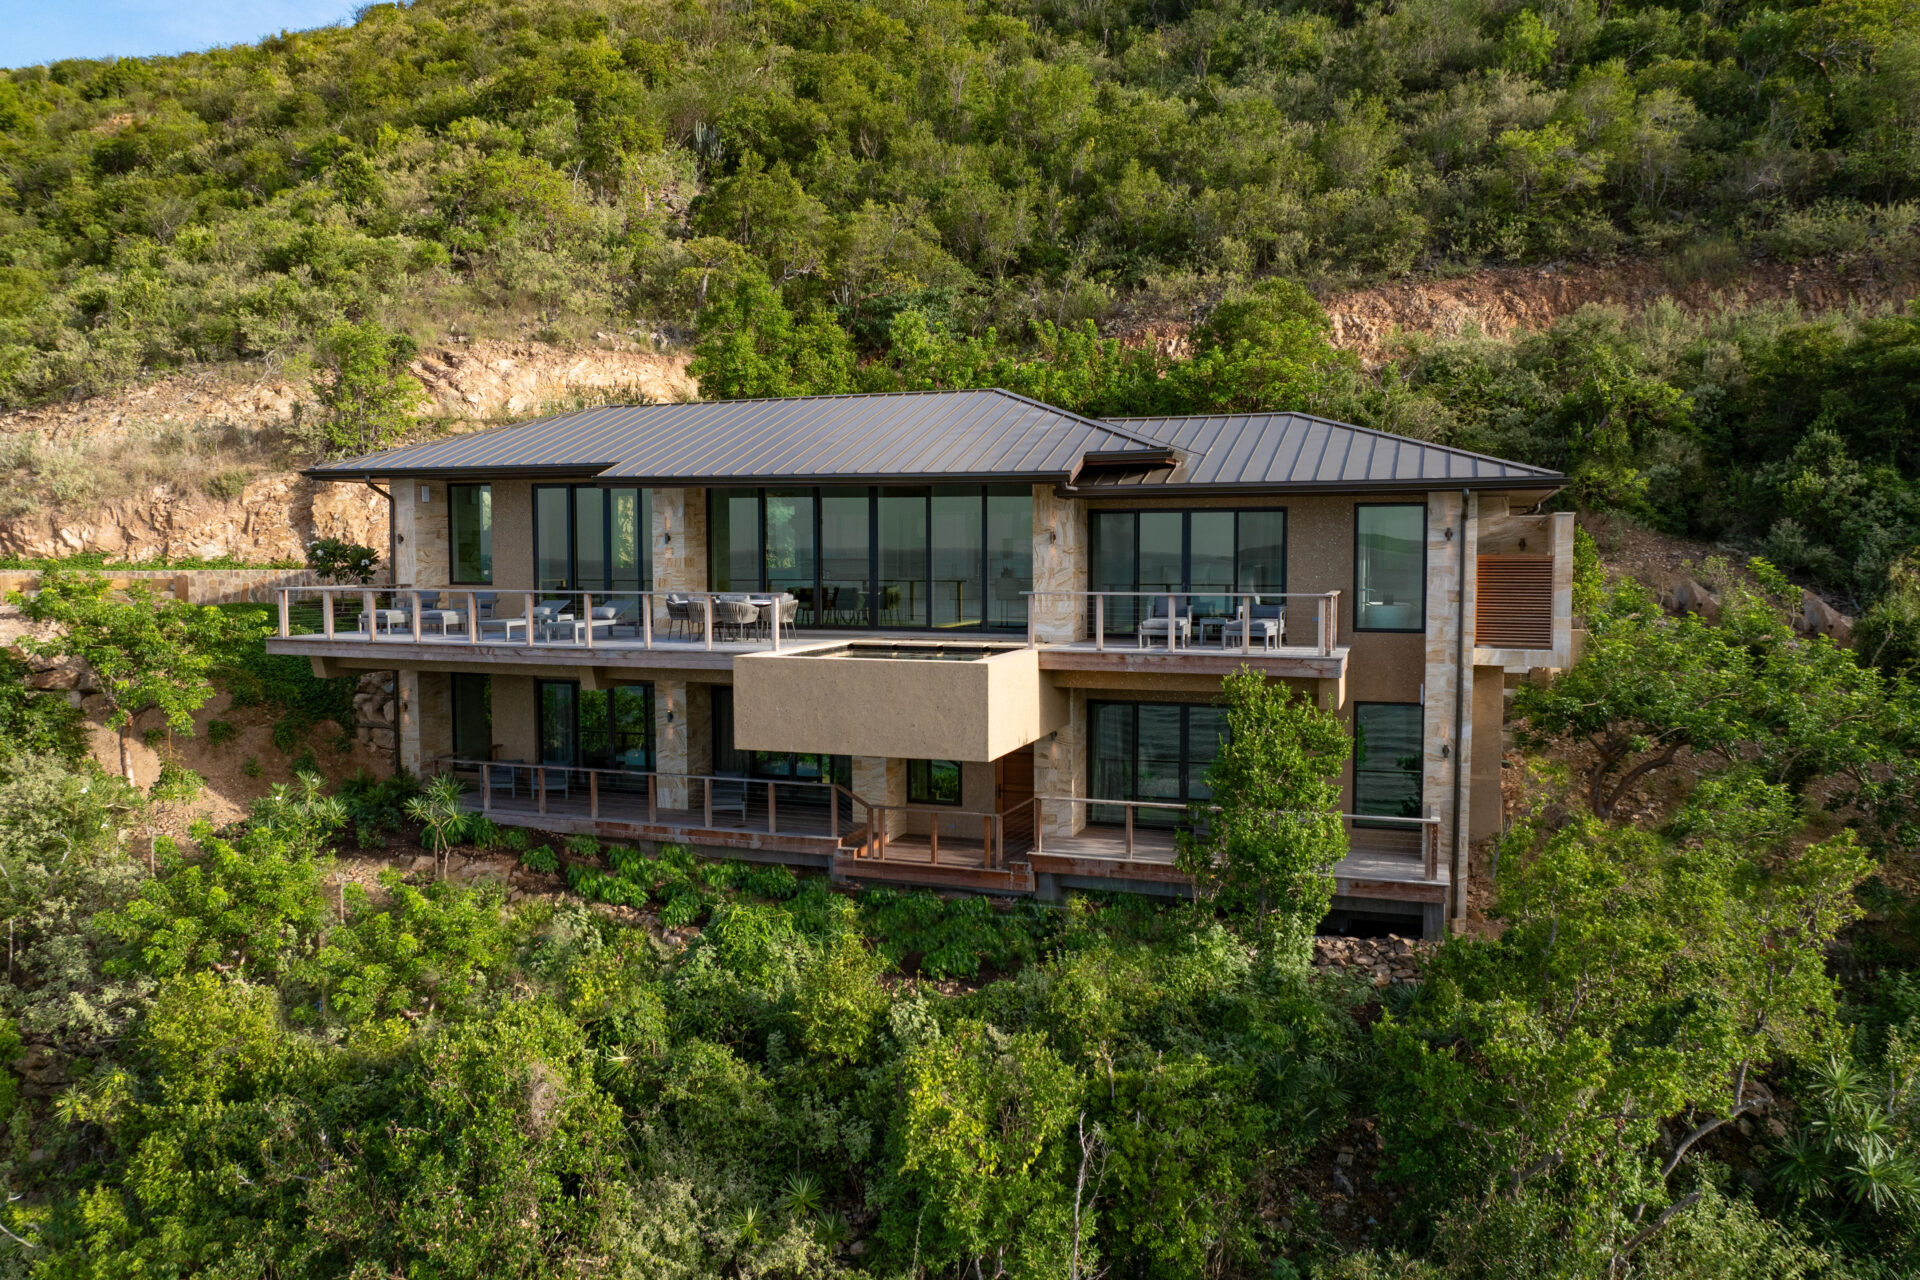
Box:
left=2, top=1, right=358, bottom=69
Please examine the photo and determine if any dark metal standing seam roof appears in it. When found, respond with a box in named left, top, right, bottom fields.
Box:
left=307, top=389, right=1177, bottom=484
left=1094, top=411, right=1564, bottom=491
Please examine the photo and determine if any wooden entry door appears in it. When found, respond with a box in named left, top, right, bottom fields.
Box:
left=995, top=744, right=1036, bottom=855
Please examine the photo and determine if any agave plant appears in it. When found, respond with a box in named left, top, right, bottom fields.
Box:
left=777, top=1171, right=824, bottom=1220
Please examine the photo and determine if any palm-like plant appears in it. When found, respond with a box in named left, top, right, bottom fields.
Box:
left=404, top=774, right=468, bottom=877
left=777, top=1171, right=824, bottom=1219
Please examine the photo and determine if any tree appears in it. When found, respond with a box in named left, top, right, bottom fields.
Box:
left=304, top=536, right=381, bottom=585
left=10, top=571, right=243, bottom=783
left=687, top=268, right=858, bottom=400
left=1176, top=668, right=1351, bottom=970
left=1376, top=772, right=1872, bottom=1272
left=312, top=320, right=421, bottom=458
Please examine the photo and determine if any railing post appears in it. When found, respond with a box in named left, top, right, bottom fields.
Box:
left=278, top=590, right=290, bottom=638
left=642, top=592, right=653, bottom=650
left=1095, top=594, right=1105, bottom=651
left=704, top=778, right=713, bottom=828
left=323, top=590, right=334, bottom=639
left=583, top=592, right=593, bottom=649
left=648, top=773, right=657, bottom=824
left=1168, top=594, right=1177, bottom=650
left=538, top=767, right=547, bottom=815
left=983, top=814, right=994, bottom=869
left=767, top=782, right=777, bottom=834
left=703, top=594, right=713, bottom=650
left=771, top=600, right=780, bottom=651
left=1028, top=595, right=1036, bottom=649
left=1243, top=593, right=1251, bottom=651
left=1124, top=805, right=1135, bottom=860
left=590, top=770, right=599, bottom=819
left=929, top=821, right=938, bottom=866
left=411, top=590, right=422, bottom=643
left=525, top=594, right=536, bottom=647
left=363, top=589, right=375, bottom=638
left=831, top=787, right=840, bottom=839
left=481, top=763, right=490, bottom=813
left=468, top=590, right=479, bottom=644
left=1425, top=809, right=1440, bottom=880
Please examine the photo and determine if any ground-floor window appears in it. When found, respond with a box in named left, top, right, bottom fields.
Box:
left=906, top=759, right=962, bottom=805
left=708, top=686, right=851, bottom=785
left=537, top=681, right=654, bottom=772
left=1353, top=702, right=1423, bottom=823
left=450, top=673, right=491, bottom=761
left=1087, top=700, right=1228, bottom=826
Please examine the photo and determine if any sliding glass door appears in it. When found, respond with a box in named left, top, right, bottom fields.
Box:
left=533, top=486, right=653, bottom=593
left=1090, top=508, right=1288, bottom=636
left=709, top=485, right=1033, bottom=631
left=539, top=680, right=654, bottom=776
left=1088, top=701, right=1229, bottom=827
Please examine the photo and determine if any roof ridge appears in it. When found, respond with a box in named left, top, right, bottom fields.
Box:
left=1104, top=409, right=1560, bottom=476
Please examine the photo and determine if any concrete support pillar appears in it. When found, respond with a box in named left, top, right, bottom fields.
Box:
left=852, top=756, right=907, bottom=836
left=1035, top=688, right=1087, bottom=842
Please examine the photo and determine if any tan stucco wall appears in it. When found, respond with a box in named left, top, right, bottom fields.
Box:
left=731, top=646, right=1067, bottom=762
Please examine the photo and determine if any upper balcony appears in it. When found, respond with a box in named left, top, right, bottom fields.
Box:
left=265, top=585, right=1352, bottom=684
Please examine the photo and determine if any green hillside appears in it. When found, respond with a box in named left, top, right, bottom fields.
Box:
left=2, top=0, right=1918, bottom=408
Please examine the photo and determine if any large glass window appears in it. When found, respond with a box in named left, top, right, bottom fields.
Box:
left=1354, top=702, right=1423, bottom=822
left=538, top=680, right=577, bottom=766
left=764, top=489, right=816, bottom=616
left=450, top=673, right=491, bottom=760
left=534, top=487, right=571, bottom=591
left=1088, top=701, right=1227, bottom=827
left=986, top=487, right=1031, bottom=628
left=931, top=487, right=983, bottom=628
left=907, top=759, right=962, bottom=805
left=1355, top=504, right=1426, bottom=631
left=449, top=485, right=492, bottom=583
left=878, top=487, right=929, bottom=626
left=579, top=684, right=654, bottom=774
left=707, top=486, right=1033, bottom=630
left=820, top=490, right=870, bottom=627
left=532, top=486, right=650, bottom=593
left=710, top=488, right=760, bottom=593
left=1090, top=509, right=1288, bottom=635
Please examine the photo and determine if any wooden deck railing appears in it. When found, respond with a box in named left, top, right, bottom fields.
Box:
left=845, top=796, right=1038, bottom=870
left=433, top=757, right=868, bottom=839
left=1033, top=796, right=1443, bottom=879
left=277, top=587, right=794, bottom=651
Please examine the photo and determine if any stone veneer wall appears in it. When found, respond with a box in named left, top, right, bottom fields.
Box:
left=391, top=480, right=451, bottom=586
left=1034, top=687, right=1087, bottom=842
left=1029, top=485, right=1086, bottom=643
left=397, top=669, right=454, bottom=774
left=1418, top=490, right=1476, bottom=927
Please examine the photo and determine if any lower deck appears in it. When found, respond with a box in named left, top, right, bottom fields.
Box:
left=464, top=780, right=1448, bottom=934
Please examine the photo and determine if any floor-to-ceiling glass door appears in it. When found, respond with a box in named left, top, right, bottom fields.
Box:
left=1090, top=508, right=1288, bottom=639
left=1088, top=701, right=1228, bottom=827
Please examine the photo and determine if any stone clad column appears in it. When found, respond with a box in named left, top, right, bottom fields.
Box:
left=396, top=670, right=452, bottom=775
left=1034, top=688, right=1087, bottom=843
left=1419, top=490, right=1477, bottom=929
left=654, top=677, right=690, bottom=808
left=1030, top=485, right=1086, bottom=643
left=652, top=488, right=709, bottom=632
left=851, top=756, right=907, bottom=837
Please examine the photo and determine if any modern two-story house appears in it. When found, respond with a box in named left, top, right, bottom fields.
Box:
left=270, top=389, right=1575, bottom=937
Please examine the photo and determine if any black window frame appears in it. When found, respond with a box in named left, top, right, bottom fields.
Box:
left=1085, top=699, right=1228, bottom=814
left=1087, top=506, right=1289, bottom=596
left=906, top=758, right=963, bottom=806
left=1352, top=502, right=1428, bottom=634
left=531, top=483, right=652, bottom=593
left=447, top=483, right=493, bottom=585
left=1352, top=700, right=1425, bottom=826
left=706, top=485, right=1032, bottom=632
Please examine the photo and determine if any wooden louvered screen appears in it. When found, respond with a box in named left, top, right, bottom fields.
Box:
left=1476, top=555, right=1554, bottom=649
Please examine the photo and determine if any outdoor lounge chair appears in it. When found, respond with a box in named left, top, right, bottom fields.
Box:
left=415, top=591, right=466, bottom=636
left=1222, top=601, right=1285, bottom=651
left=1136, top=595, right=1193, bottom=648
left=707, top=776, right=749, bottom=825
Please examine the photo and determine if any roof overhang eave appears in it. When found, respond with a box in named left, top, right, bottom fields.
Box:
left=1060, top=475, right=1566, bottom=497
